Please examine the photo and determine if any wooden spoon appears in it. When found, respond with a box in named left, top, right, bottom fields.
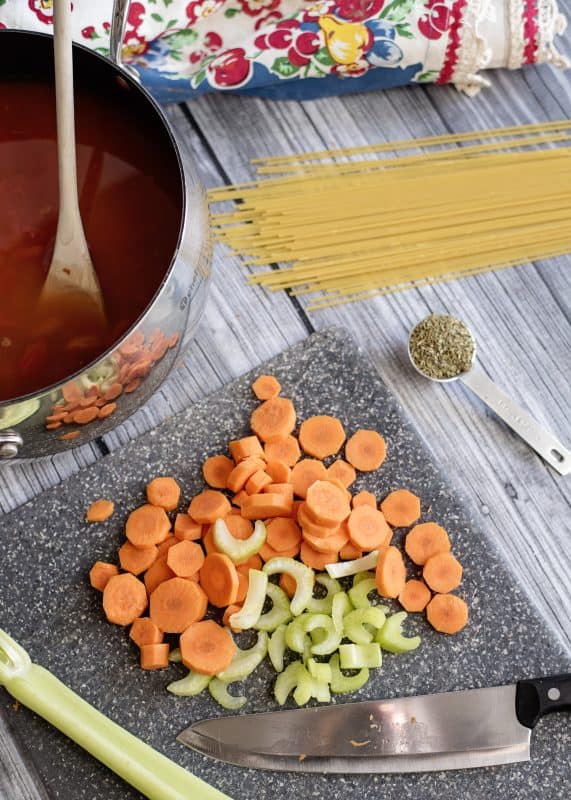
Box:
left=39, top=0, right=105, bottom=327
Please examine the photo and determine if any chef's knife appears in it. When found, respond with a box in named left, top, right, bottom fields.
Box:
left=178, top=673, right=570, bottom=773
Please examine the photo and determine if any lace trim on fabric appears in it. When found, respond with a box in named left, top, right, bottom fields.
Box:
left=536, top=0, right=569, bottom=67
left=452, top=0, right=493, bottom=95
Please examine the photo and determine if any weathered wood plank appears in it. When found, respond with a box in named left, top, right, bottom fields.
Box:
left=0, top=712, right=49, bottom=800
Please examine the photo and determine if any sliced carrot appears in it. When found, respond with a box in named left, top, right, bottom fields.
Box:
left=300, top=541, right=338, bottom=570
left=245, top=469, right=273, bottom=495
left=297, top=502, right=339, bottom=537
left=250, top=397, right=296, bottom=443
left=225, top=515, right=254, bottom=541
left=146, top=477, right=180, bottom=511
left=119, top=542, right=158, bottom=576
left=129, top=617, right=163, bottom=648
left=241, top=493, right=293, bottom=520
left=228, top=507, right=242, bottom=516
left=347, top=506, right=392, bottom=552
left=265, top=458, right=292, bottom=483
left=236, top=553, right=263, bottom=573
left=157, top=535, right=178, bottom=558
left=188, top=490, right=231, bottom=524
left=201, top=526, right=218, bottom=555
left=298, top=415, right=346, bottom=459
left=305, top=480, right=351, bottom=526
left=222, top=604, right=243, bottom=633
left=166, top=540, right=205, bottom=578
left=339, top=542, right=363, bottom=561
left=202, top=455, right=234, bottom=489
left=375, top=546, right=406, bottom=599
left=140, top=643, right=170, bottom=670
left=180, top=620, right=236, bottom=675
left=259, top=541, right=300, bottom=561
left=345, top=429, right=386, bottom=471
left=144, top=558, right=175, bottom=595
left=302, top=525, right=349, bottom=554
left=229, top=436, right=264, bottom=463
left=264, top=436, right=300, bottom=467
left=352, top=491, right=377, bottom=509
left=89, top=561, right=119, bottom=592
left=423, top=552, right=463, bottom=593
left=125, top=504, right=171, bottom=548
left=235, top=570, right=249, bottom=603
left=290, top=459, right=327, bottom=499
left=149, top=577, right=208, bottom=633
left=174, top=514, right=202, bottom=541
left=266, top=517, right=302, bottom=552
left=291, top=499, right=303, bottom=520
left=380, top=489, right=421, bottom=528
left=199, top=553, right=240, bottom=607
left=279, top=572, right=297, bottom=599
left=226, top=457, right=266, bottom=493
left=325, top=476, right=352, bottom=501
left=398, top=580, right=431, bottom=613
left=262, top=483, right=294, bottom=503
left=103, top=573, right=148, bottom=626
left=327, top=459, right=356, bottom=488
left=405, top=523, right=451, bottom=566
left=232, top=490, right=249, bottom=509
left=86, top=499, right=115, bottom=523
left=252, top=374, right=281, bottom=400
left=426, top=594, right=468, bottom=634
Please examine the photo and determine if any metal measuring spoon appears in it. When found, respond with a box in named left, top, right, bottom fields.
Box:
left=408, top=316, right=570, bottom=475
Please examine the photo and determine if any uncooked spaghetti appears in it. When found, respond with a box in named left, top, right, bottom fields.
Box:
left=209, top=121, right=571, bottom=311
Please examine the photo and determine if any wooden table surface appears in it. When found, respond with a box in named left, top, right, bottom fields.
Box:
left=2, top=30, right=571, bottom=798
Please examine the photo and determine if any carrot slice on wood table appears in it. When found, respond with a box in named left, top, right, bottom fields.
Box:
left=166, top=540, right=205, bottom=578
left=302, top=525, right=349, bottom=554
left=144, top=558, right=175, bottom=595
left=125, top=504, right=171, bottom=548
left=199, top=553, right=240, bottom=607
left=266, top=518, right=302, bottom=552
left=339, top=542, right=363, bottom=561
left=264, top=436, right=300, bottom=467
left=398, top=580, right=431, bottom=613
left=298, top=415, right=346, bottom=459
left=174, top=514, right=202, bottom=541
left=225, top=515, right=254, bottom=541
left=150, top=577, right=208, bottom=633
left=89, top=561, right=119, bottom=592
left=223, top=604, right=243, bottom=633
left=347, top=506, right=392, bottom=552
left=103, top=573, right=148, bottom=626
left=129, top=617, right=163, bottom=648
left=226, top=457, right=266, bottom=493
left=262, top=483, right=294, bottom=503
left=140, top=643, right=170, bottom=670
left=375, top=546, right=406, bottom=598
left=345, top=429, right=386, bottom=471
left=250, top=397, right=296, bottom=442
left=279, top=572, right=297, bottom=599
left=380, top=489, right=421, bottom=528
left=259, top=540, right=300, bottom=561
left=180, top=619, right=236, bottom=675
left=327, top=459, right=356, bottom=488
left=202, top=455, right=234, bottom=489
left=423, top=552, right=463, bottom=593
left=119, top=542, right=158, bottom=576
left=306, top=480, right=351, bottom=527
left=265, top=459, right=292, bottom=484
left=405, top=522, right=451, bottom=565
left=146, top=477, right=180, bottom=511
left=236, top=554, right=263, bottom=573
left=245, top=470, right=273, bottom=495
left=229, top=435, right=265, bottom=463
left=157, top=535, right=178, bottom=558
left=426, top=594, right=468, bottom=634
left=235, top=570, right=249, bottom=603
left=252, top=374, right=281, bottom=400
left=290, top=459, right=327, bottom=499
left=86, top=499, right=115, bottom=523
left=352, top=491, right=377, bottom=509
left=188, top=490, right=231, bottom=524
left=300, top=541, right=338, bottom=570
left=241, top=493, right=293, bottom=520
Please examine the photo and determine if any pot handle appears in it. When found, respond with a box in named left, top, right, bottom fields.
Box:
left=109, top=0, right=141, bottom=81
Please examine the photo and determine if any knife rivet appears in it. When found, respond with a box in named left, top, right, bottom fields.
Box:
left=547, top=687, right=560, bottom=701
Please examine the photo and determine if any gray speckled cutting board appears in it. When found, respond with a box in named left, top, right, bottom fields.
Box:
left=0, top=329, right=569, bottom=800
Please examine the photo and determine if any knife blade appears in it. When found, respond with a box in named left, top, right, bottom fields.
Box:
left=178, top=673, right=570, bottom=773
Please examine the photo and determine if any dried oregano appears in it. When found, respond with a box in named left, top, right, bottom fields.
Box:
left=409, top=314, right=475, bottom=380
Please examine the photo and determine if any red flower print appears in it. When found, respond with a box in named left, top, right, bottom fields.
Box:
left=81, top=26, right=96, bottom=40
left=238, top=0, right=280, bottom=17
left=207, top=48, right=252, bottom=88
left=255, top=19, right=301, bottom=49
left=418, top=0, right=451, bottom=40
left=186, top=0, right=224, bottom=23
left=335, top=0, right=384, bottom=21
left=204, top=31, right=223, bottom=51
left=28, top=0, right=54, bottom=25
left=128, top=1, right=145, bottom=29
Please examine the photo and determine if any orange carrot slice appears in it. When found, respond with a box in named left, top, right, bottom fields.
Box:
left=103, top=573, right=148, bottom=626
left=265, top=459, right=292, bottom=483
left=229, top=436, right=265, bottom=463
left=305, top=480, right=351, bottom=526
left=119, top=541, right=158, bottom=576
left=426, top=594, right=468, bottom=634
left=180, top=619, right=235, bottom=675
left=125, top=504, right=171, bottom=548
left=345, top=429, right=386, bottom=471
left=140, top=643, right=170, bottom=670
left=423, top=552, right=463, bottom=593
left=264, top=436, right=301, bottom=467
left=302, top=525, right=349, bottom=554
left=339, top=542, right=363, bottom=561
left=202, top=455, right=235, bottom=489
left=236, top=554, right=263, bottom=573
left=259, top=540, right=300, bottom=561
left=252, top=374, right=281, bottom=400
left=398, top=580, right=431, bottom=613
left=144, top=558, right=175, bottom=595
left=290, top=459, right=327, bottom=499
left=232, top=490, right=249, bottom=509
left=300, top=541, right=338, bottom=570
left=146, top=477, right=181, bottom=511
left=347, top=506, right=392, bottom=552
left=157, top=535, right=178, bottom=558
left=380, top=489, right=421, bottom=527
left=235, top=571, right=249, bottom=604
left=299, top=415, right=346, bottom=459
left=405, top=523, right=451, bottom=566
left=199, top=553, right=239, bottom=607
left=222, top=604, right=244, bottom=633
left=174, top=514, right=202, bottom=541
left=129, top=617, right=163, bottom=648
left=188, top=490, right=231, bottom=524
left=201, top=526, right=218, bottom=556
left=279, top=572, right=297, bottom=599
left=375, top=546, right=406, bottom=598
left=250, top=397, right=296, bottom=442
left=266, top=517, right=302, bottom=552
left=226, top=457, right=267, bottom=493
left=327, top=459, right=356, bottom=488
left=241, top=493, right=293, bottom=520
left=149, top=577, right=207, bottom=632
left=245, top=470, right=273, bottom=495
left=86, top=499, right=115, bottom=523
left=352, top=491, right=377, bottom=509
left=225, top=515, right=254, bottom=541
left=166, top=540, right=205, bottom=578
left=89, top=561, right=119, bottom=592
left=262, top=483, right=294, bottom=504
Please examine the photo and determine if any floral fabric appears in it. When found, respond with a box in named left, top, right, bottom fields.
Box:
left=0, top=0, right=566, bottom=103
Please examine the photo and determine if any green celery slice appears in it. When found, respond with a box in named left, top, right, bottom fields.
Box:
left=254, top=583, right=292, bottom=632
left=208, top=678, right=247, bottom=710
left=263, top=557, right=314, bottom=616
left=168, top=647, right=182, bottom=663
left=325, top=550, right=379, bottom=579
left=292, top=664, right=314, bottom=706
left=307, top=658, right=333, bottom=684
left=229, top=569, right=268, bottom=630
left=274, top=660, right=305, bottom=705
left=285, top=615, right=311, bottom=654
left=217, top=631, right=268, bottom=682
left=376, top=611, right=421, bottom=653
left=311, top=679, right=331, bottom=703
left=339, top=642, right=383, bottom=669
left=343, top=607, right=387, bottom=645
left=307, top=573, right=342, bottom=614
left=332, top=591, right=353, bottom=635
left=329, top=653, right=370, bottom=694
left=305, top=615, right=341, bottom=657
left=268, top=624, right=288, bottom=673
left=213, top=518, right=267, bottom=564
left=348, top=577, right=377, bottom=609
left=167, top=670, right=211, bottom=697
left=352, top=570, right=375, bottom=586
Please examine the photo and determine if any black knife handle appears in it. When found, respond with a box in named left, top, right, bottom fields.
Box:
left=516, top=673, right=571, bottom=728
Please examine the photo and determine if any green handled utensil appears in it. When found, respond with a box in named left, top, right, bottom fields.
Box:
left=0, top=629, right=231, bottom=800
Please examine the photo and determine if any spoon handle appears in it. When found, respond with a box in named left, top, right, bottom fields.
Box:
left=461, top=368, right=570, bottom=475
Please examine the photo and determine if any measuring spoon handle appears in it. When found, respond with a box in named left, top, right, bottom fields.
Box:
left=461, top=368, right=570, bottom=475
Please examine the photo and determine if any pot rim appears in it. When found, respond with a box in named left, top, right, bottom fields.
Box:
left=0, top=28, right=187, bottom=409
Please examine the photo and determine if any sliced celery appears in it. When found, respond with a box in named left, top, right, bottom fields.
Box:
left=352, top=571, right=375, bottom=586
left=305, top=615, right=341, bottom=657
left=213, top=518, right=267, bottom=564
left=348, top=577, right=377, bottom=609
left=310, top=627, right=328, bottom=646
left=325, top=551, right=379, bottom=579
left=263, top=557, right=314, bottom=616
left=285, top=615, right=310, bottom=654
left=307, top=658, right=332, bottom=685
left=229, top=569, right=268, bottom=630
left=292, top=664, right=314, bottom=706
left=311, top=679, right=331, bottom=703
left=307, top=573, right=341, bottom=614
left=329, top=653, right=370, bottom=694
left=208, top=678, right=247, bottom=710
left=274, top=660, right=305, bottom=705
left=343, top=607, right=387, bottom=645
left=167, top=670, right=211, bottom=697
left=376, top=611, right=421, bottom=653
left=331, top=591, right=353, bottom=635
left=268, top=624, right=288, bottom=673
left=254, top=583, right=292, bottom=632
left=217, top=631, right=268, bottom=682
left=168, top=647, right=182, bottom=663
left=339, top=643, right=382, bottom=669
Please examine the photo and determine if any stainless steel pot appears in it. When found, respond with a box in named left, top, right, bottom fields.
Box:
left=0, top=1, right=211, bottom=460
